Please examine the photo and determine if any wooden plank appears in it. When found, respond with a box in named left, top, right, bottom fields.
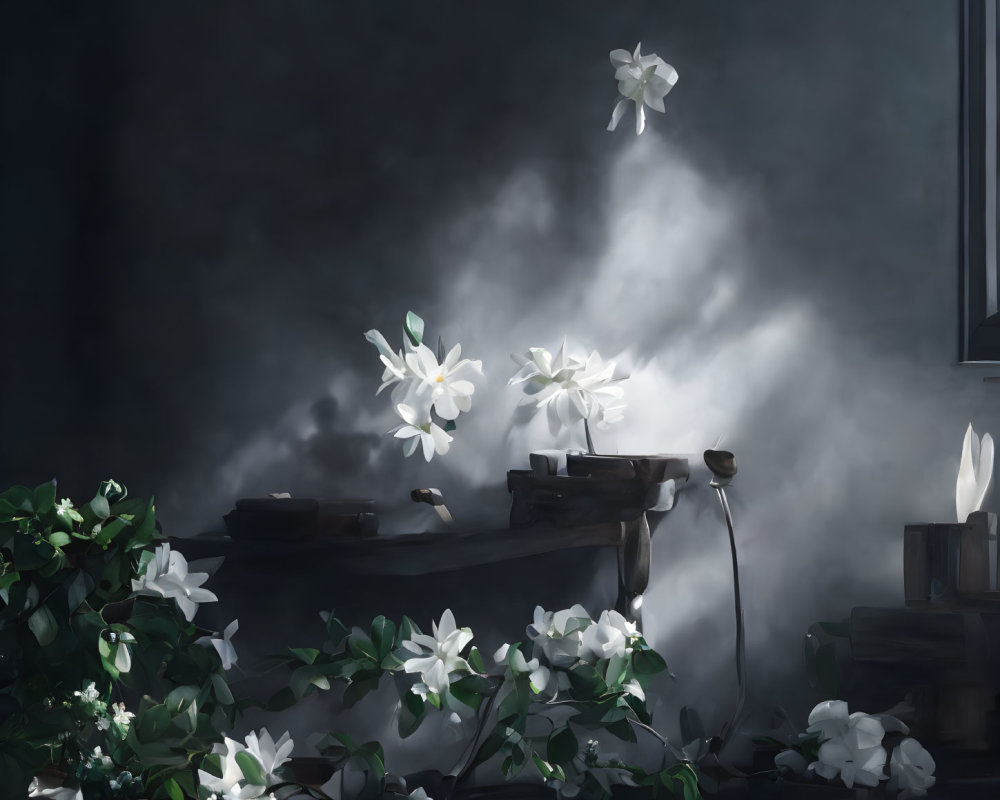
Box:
left=904, top=525, right=930, bottom=603
left=171, top=522, right=624, bottom=578
left=850, top=606, right=969, bottom=666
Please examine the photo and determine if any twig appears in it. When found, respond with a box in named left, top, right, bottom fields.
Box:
left=452, top=676, right=504, bottom=783
left=584, top=418, right=596, bottom=455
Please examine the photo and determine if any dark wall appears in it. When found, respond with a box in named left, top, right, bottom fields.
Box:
left=0, top=0, right=988, bottom=745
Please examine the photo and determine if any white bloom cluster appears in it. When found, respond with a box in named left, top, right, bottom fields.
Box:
left=509, top=345, right=626, bottom=437
left=777, top=700, right=936, bottom=797
left=197, top=728, right=293, bottom=800
left=607, top=42, right=679, bottom=136
left=130, top=542, right=218, bottom=622
left=365, top=316, right=482, bottom=462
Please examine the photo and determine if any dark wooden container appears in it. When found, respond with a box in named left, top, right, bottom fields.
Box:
left=223, top=497, right=378, bottom=541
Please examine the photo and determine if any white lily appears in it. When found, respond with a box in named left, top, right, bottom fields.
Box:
left=243, top=728, right=294, bottom=786
left=197, top=619, right=239, bottom=670
left=956, top=422, right=994, bottom=522
left=391, top=403, right=453, bottom=462
left=493, top=643, right=550, bottom=693
left=509, top=346, right=627, bottom=436
left=607, top=42, right=679, bottom=135
left=401, top=609, right=473, bottom=696
left=404, top=342, right=482, bottom=421
left=887, top=737, right=936, bottom=799
left=131, top=542, right=218, bottom=622
left=526, top=604, right=592, bottom=667
left=806, top=704, right=887, bottom=788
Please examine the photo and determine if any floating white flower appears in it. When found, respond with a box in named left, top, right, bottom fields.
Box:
left=956, top=422, right=994, bottom=522
left=197, top=619, right=239, bottom=671
left=509, top=346, right=627, bottom=437
left=401, top=609, right=473, bottom=696
left=525, top=604, right=592, bottom=667
left=404, top=342, right=482, bottom=421
left=887, top=737, right=936, bottom=799
left=607, top=42, right=679, bottom=135
left=55, top=498, right=83, bottom=523
left=131, top=542, right=218, bottom=622
left=243, top=728, right=294, bottom=787
left=806, top=702, right=887, bottom=789
left=391, top=403, right=453, bottom=462
left=579, top=610, right=637, bottom=663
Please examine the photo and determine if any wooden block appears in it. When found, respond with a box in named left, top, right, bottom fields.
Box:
left=960, top=515, right=991, bottom=593
left=904, top=524, right=930, bottom=604
left=850, top=606, right=967, bottom=666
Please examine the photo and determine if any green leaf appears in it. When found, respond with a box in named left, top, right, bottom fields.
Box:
left=348, top=633, right=378, bottom=664
left=212, top=672, right=235, bottom=705
left=370, top=615, right=396, bottom=664
left=607, top=717, right=637, bottom=743
left=95, top=517, right=130, bottom=546
left=632, top=648, right=668, bottom=675
left=27, top=605, right=58, bottom=646
left=468, top=646, right=486, bottom=674
left=290, top=647, right=320, bottom=665
left=398, top=688, right=426, bottom=738
left=89, top=494, right=111, bottom=521
left=66, top=570, right=89, bottom=613
left=0, top=569, right=19, bottom=591
left=567, top=663, right=608, bottom=701
left=444, top=419, right=457, bottom=432
left=404, top=310, right=424, bottom=346
left=235, top=751, right=267, bottom=788
left=162, top=778, right=183, bottom=800
left=47, top=531, right=70, bottom=548
left=343, top=670, right=381, bottom=708
left=472, top=728, right=507, bottom=768
left=33, top=480, right=56, bottom=514
left=547, top=726, right=578, bottom=765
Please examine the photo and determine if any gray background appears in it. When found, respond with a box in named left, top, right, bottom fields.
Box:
left=1, top=0, right=992, bottom=763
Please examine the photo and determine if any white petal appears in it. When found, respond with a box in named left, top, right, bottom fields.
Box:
left=608, top=99, right=629, bottom=131
left=430, top=424, right=453, bottom=456
left=635, top=101, right=645, bottom=135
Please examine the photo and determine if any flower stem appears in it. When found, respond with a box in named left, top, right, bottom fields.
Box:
left=627, top=715, right=689, bottom=763
left=584, top=418, right=596, bottom=454
left=452, top=675, right=503, bottom=783
left=713, top=485, right=747, bottom=745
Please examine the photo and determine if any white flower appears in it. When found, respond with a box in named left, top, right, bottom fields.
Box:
left=887, top=737, right=936, bottom=799
left=197, top=736, right=265, bottom=800
left=607, top=42, right=679, bottom=135
left=243, top=728, right=293, bottom=786
left=403, top=342, right=482, bottom=421
left=493, top=643, right=550, bottom=694
left=131, top=542, right=218, bottom=622
left=27, top=777, right=83, bottom=800
left=401, top=609, right=473, bottom=696
left=526, top=604, right=592, bottom=667
left=106, top=631, right=137, bottom=674
left=197, top=619, right=239, bottom=670
left=408, top=789, right=433, bottom=800
left=111, top=701, right=134, bottom=727
left=90, top=746, right=113, bottom=769
left=391, top=403, right=453, bottom=462
left=74, top=681, right=100, bottom=705
left=579, top=610, right=636, bottom=663
left=956, top=422, right=994, bottom=522
left=95, top=716, right=110, bottom=731
left=509, top=346, right=626, bottom=436
left=364, top=328, right=411, bottom=396
left=806, top=703, right=887, bottom=789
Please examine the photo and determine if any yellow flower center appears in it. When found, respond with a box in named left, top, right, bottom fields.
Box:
left=435, top=374, right=444, bottom=383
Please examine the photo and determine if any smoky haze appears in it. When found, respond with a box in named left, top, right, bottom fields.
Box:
left=1, top=0, right=994, bottom=763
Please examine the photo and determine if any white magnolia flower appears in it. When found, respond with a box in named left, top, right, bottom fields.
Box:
left=493, top=643, right=550, bottom=693
left=607, top=42, right=679, bottom=135
left=74, top=681, right=100, bottom=705
left=111, top=701, right=134, bottom=727
left=27, top=777, right=83, bottom=800
left=391, top=403, right=453, bottom=462
left=364, top=328, right=411, bottom=396
left=243, top=728, right=294, bottom=786
left=956, top=422, right=994, bottom=522
left=526, top=604, right=592, bottom=667
left=401, top=609, right=473, bottom=696
left=131, top=542, right=218, bottom=622
left=404, top=342, right=483, bottom=421
left=887, top=737, right=936, bottom=799
left=580, top=610, right=637, bottom=663
left=509, top=346, right=626, bottom=436
left=197, top=736, right=265, bottom=800
left=197, top=619, right=239, bottom=671
left=806, top=703, right=887, bottom=788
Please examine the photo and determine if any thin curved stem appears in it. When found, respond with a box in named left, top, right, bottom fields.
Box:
left=714, top=485, right=747, bottom=743
left=452, top=676, right=504, bottom=783
left=627, top=716, right=689, bottom=763
left=584, top=418, right=596, bottom=454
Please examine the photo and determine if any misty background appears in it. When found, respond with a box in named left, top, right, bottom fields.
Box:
left=1, top=0, right=994, bottom=769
